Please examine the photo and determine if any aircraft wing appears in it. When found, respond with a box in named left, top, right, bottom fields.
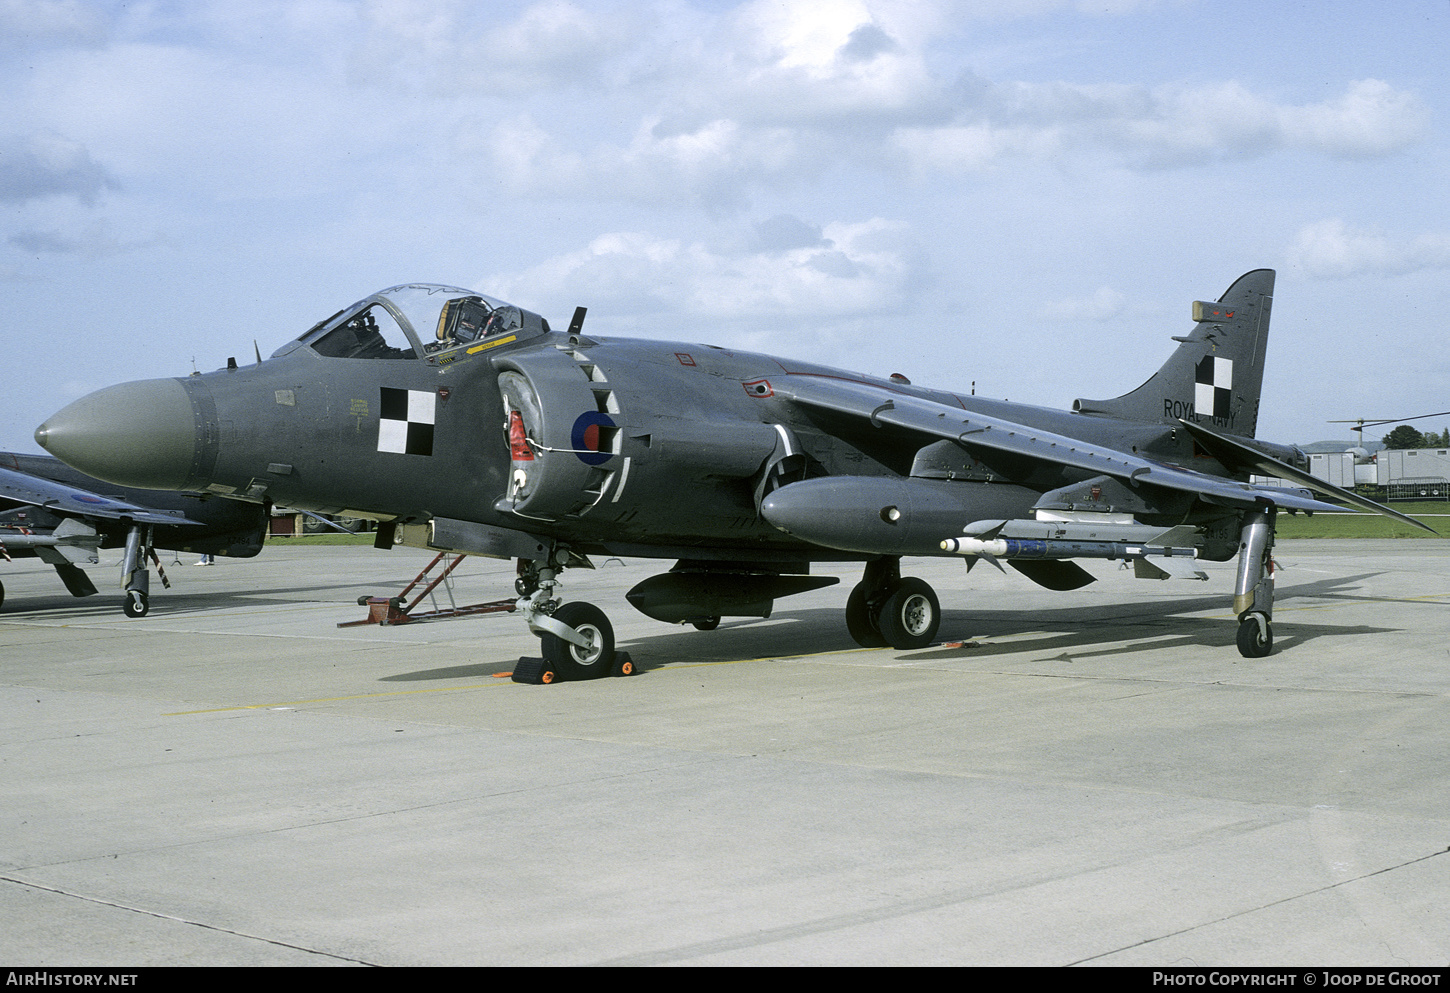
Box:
left=1175, top=418, right=1435, bottom=533
left=773, top=375, right=1359, bottom=518
left=0, top=465, right=202, bottom=526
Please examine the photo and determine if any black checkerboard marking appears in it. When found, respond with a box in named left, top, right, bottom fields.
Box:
left=378, top=388, right=435, bottom=456
left=1194, top=356, right=1232, bottom=420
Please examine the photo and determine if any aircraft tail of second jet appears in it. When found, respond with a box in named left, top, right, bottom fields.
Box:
left=1072, top=268, right=1275, bottom=439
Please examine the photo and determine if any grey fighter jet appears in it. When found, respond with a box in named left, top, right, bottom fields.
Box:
left=33, top=271, right=1429, bottom=673
left=1, top=451, right=267, bottom=615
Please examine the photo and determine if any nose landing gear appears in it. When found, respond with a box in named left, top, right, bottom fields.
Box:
left=538, top=601, right=615, bottom=679
left=342, top=546, right=632, bottom=683
left=511, top=554, right=634, bottom=683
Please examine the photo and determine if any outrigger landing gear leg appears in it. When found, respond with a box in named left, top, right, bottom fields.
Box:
left=1233, top=508, right=1276, bottom=658
left=513, top=552, right=627, bottom=683
left=120, top=524, right=152, bottom=618
left=845, top=556, right=942, bottom=651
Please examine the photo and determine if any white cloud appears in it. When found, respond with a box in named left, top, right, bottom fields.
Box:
left=897, top=78, right=1427, bottom=172
left=465, top=11, right=1427, bottom=208
left=6, top=220, right=160, bottom=258
left=480, top=113, right=806, bottom=212
left=1037, top=286, right=1127, bottom=322
left=894, top=121, right=1064, bottom=171
left=22, top=41, right=390, bottom=201
left=951, top=0, right=1159, bottom=16
left=485, top=218, right=914, bottom=321
left=350, top=0, right=628, bottom=95
left=0, top=0, right=108, bottom=48
left=1278, top=79, right=1430, bottom=159
left=1287, top=219, right=1450, bottom=280
left=0, top=131, right=117, bottom=205
left=685, top=0, right=944, bottom=126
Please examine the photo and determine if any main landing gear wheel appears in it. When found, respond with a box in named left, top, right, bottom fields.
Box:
left=845, top=583, right=887, bottom=648
left=877, top=578, right=940, bottom=650
left=1236, top=613, right=1272, bottom=659
left=541, top=602, right=615, bottom=680
left=123, top=589, right=149, bottom=618
left=846, top=574, right=941, bottom=651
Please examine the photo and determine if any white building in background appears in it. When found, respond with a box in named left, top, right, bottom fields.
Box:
left=1251, top=446, right=1449, bottom=501
left=1375, top=447, right=1450, bottom=500
left=1308, top=451, right=1357, bottom=488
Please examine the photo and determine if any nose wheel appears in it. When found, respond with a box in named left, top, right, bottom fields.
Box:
left=513, top=553, right=633, bottom=683
left=539, top=601, right=616, bottom=680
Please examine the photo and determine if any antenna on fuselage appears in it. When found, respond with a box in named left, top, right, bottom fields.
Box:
left=567, top=306, right=587, bottom=337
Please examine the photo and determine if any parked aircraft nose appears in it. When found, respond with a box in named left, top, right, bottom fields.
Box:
left=35, top=378, right=198, bottom=490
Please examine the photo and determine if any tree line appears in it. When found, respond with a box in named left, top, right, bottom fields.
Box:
left=1382, top=426, right=1450, bottom=449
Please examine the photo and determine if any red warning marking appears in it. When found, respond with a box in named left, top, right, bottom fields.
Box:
left=508, top=410, right=534, bottom=461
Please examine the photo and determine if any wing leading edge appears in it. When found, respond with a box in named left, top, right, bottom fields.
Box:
left=1175, top=418, right=1435, bottom=533
left=773, top=375, right=1425, bottom=526
left=0, top=465, right=202, bottom=526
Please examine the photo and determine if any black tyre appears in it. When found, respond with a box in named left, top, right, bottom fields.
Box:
left=845, top=582, right=887, bottom=648
left=123, top=590, right=149, bottom=618
left=1236, top=615, right=1273, bottom=658
left=691, top=616, right=721, bottom=631
left=541, top=602, right=615, bottom=680
left=876, top=577, right=939, bottom=650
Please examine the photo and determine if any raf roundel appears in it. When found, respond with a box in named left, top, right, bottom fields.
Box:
left=571, top=411, right=616, bottom=466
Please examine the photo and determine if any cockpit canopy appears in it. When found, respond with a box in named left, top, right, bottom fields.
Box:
left=278, top=284, right=550, bottom=361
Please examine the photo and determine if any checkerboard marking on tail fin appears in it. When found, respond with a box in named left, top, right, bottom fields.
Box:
left=1195, top=356, right=1233, bottom=421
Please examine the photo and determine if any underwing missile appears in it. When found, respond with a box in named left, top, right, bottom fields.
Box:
left=941, top=535, right=1199, bottom=561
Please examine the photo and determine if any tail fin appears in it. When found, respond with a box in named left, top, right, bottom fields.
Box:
left=1072, top=269, right=1275, bottom=438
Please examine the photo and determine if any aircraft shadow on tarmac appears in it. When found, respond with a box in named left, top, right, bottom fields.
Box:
left=0, top=573, right=441, bottom=618
left=379, top=570, right=1406, bottom=683
left=4, top=562, right=1417, bottom=680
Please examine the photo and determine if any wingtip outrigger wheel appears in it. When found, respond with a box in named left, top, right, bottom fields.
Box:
left=1233, top=507, right=1276, bottom=658
left=1236, top=610, right=1272, bottom=658
left=120, top=524, right=152, bottom=618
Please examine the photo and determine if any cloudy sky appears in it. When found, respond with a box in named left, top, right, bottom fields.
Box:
left=4, top=0, right=1448, bottom=454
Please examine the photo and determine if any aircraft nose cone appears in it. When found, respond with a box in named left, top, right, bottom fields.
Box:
left=35, top=378, right=197, bottom=490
